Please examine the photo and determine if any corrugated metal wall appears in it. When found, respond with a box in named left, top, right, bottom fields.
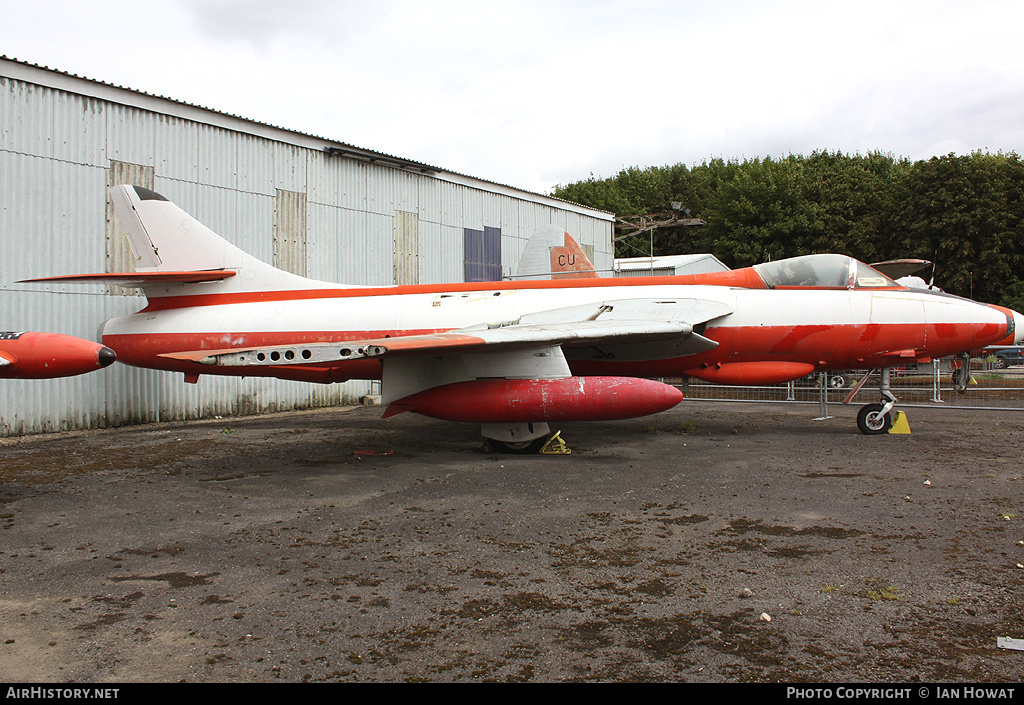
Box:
left=0, top=62, right=614, bottom=436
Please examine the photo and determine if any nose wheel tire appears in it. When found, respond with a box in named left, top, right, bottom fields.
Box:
left=857, top=403, right=893, bottom=435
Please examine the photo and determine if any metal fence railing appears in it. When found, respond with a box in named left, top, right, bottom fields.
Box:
left=675, top=357, right=1024, bottom=411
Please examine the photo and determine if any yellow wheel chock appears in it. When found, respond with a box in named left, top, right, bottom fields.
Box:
left=887, top=411, right=912, bottom=434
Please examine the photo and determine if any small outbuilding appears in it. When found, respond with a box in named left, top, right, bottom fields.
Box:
left=614, top=253, right=729, bottom=278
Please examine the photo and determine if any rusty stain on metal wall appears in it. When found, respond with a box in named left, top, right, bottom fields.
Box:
left=273, top=189, right=307, bottom=277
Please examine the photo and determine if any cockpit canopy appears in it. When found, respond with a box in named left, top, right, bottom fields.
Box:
left=753, top=254, right=898, bottom=289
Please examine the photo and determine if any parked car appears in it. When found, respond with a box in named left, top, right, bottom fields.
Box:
left=992, top=347, right=1024, bottom=368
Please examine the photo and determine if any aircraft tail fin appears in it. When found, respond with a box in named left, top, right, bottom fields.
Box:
left=22, top=185, right=324, bottom=294
left=110, top=185, right=316, bottom=290
left=111, top=185, right=227, bottom=272
left=514, top=225, right=600, bottom=280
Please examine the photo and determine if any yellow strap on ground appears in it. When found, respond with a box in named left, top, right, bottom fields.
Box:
left=540, top=431, right=572, bottom=454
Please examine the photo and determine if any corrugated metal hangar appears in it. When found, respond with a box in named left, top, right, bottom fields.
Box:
left=0, top=57, right=614, bottom=436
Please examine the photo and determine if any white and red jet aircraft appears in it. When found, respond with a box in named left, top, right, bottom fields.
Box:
left=23, top=185, right=1024, bottom=451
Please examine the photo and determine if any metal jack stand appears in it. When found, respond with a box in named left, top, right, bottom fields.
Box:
left=931, top=361, right=944, bottom=403
left=813, top=373, right=832, bottom=420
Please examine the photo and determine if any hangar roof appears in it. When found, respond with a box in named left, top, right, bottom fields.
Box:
left=0, top=55, right=612, bottom=221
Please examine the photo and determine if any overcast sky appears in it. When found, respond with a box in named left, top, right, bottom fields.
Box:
left=3, top=0, right=1023, bottom=195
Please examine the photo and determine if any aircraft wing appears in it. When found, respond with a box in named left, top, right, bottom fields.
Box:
left=163, top=297, right=734, bottom=368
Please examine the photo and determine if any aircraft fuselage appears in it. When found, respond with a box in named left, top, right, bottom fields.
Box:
left=100, top=277, right=1016, bottom=385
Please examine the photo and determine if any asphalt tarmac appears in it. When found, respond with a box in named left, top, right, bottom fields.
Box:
left=1, top=400, right=1022, bottom=683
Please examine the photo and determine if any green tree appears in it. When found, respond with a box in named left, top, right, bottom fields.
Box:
left=551, top=150, right=1024, bottom=305
left=889, top=152, right=1024, bottom=302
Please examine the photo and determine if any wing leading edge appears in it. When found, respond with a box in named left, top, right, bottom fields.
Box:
left=162, top=297, right=734, bottom=368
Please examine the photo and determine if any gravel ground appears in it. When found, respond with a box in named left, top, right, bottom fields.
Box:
left=1, top=400, right=1022, bottom=683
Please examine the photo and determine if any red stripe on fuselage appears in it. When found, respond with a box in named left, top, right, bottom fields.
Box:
left=140, top=271, right=771, bottom=312
left=103, top=317, right=1006, bottom=384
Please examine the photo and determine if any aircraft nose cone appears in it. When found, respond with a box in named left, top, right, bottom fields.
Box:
left=98, top=346, right=117, bottom=368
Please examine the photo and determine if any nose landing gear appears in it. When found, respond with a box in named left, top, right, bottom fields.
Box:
left=857, top=401, right=894, bottom=434
left=854, top=367, right=898, bottom=435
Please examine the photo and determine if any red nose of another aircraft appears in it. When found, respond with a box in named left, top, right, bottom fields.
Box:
left=0, top=332, right=117, bottom=379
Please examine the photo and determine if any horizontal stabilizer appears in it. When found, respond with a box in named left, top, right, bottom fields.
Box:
left=20, top=270, right=237, bottom=287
